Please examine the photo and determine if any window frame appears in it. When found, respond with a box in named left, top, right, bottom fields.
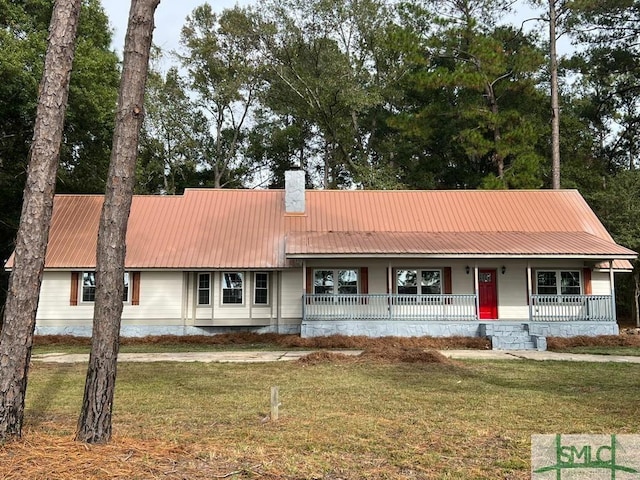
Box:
left=536, top=270, right=582, bottom=296
left=197, top=272, right=211, bottom=306
left=81, top=272, right=96, bottom=303
left=80, top=271, right=131, bottom=304
left=395, top=268, right=442, bottom=295
left=221, top=271, right=244, bottom=305
left=253, top=272, right=270, bottom=306
left=312, top=268, right=359, bottom=295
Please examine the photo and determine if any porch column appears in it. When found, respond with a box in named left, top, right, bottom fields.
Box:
left=302, top=261, right=307, bottom=322
left=302, top=260, right=307, bottom=293
left=527, top=262, right=532, bottom=322
left=473, top=264, right=479, bottom=320
left=609, top=260, right=616, bottom=322
left=387, top=262, right=393, bottom=320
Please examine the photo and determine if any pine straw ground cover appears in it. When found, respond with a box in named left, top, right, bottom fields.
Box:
left=2, top=346, right=640, bottom=479
left=547, top=332, right=640, bottom=355
left=31, top=333, right=491, bottom=355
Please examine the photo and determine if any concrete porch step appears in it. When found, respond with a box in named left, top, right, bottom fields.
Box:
left=480, top=322, right=547, bottom=351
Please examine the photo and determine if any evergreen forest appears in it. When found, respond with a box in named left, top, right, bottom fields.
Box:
left=1, top=0, right=639, bottom=317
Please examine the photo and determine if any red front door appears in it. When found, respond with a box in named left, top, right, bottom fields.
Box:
left=478, top=269, right=498, bottom=320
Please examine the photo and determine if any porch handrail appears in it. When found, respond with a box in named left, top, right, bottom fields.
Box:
left=530, top=294, right=614, bottom=322
left=303, top=293, right=477, bottom=321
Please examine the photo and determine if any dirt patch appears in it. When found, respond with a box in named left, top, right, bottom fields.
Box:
left=296, top=346, right=458, bottom=366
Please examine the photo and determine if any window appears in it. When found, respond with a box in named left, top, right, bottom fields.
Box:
left=222, top=272, right=243, bottom=304
left=81, top=272, right=130, bottom=303
left=198, top=273, right=210, bottom=305
left=396, top=269, right=441, bottom=295
left=82, top=272, right=96, bottom=302
left=537, top=270, right=581, bottom=295
left=313, top=269, right=358, bottom=295
left=254, top=272, right=269, bottom=305
left=123, top=272, right=130, bottom=302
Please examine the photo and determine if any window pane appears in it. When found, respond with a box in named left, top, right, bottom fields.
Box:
left=223, top=272, right=243, bottom=289
left=560, top=271, right=581, bottom=295
left=397, top=270, right=418, bottom=295
left=537, top=271, right=557, bottom=295
left=338, top=270, right=358, bottom=294
left=82, top=272, right=96, bottom=302
left=199, top=274, right=210, bottom=289
left=123, top=272, right=130, bottom=302
left=222, top=272, right=243, bottom=304
left=223, top=289, right=243, bottom=304
left=198, top=289, right=210, bottom=305
left=255, top=272, right=268, bottom=304
left=421, top=270, right=441, bottom=294
left=255, top=272, right=268, bottom=289
left=198, top=273, right=210, bottom=305
left=255, top=289, right=268, bottom=304
left=314, top=270, right=334, bottom=294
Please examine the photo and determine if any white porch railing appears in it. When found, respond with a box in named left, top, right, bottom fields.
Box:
left=530, top=294, right=614, bottom=322
left=302, top=294, right=616, bottom=322
left=303, top=294, right=477, bottom=321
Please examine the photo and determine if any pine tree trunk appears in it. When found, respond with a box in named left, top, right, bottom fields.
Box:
left=549, top=0, right=561, bottom=189
left=75, top=0, right=160, bottom=444
left=0, top=0, right=81, bottom=442
left=634, top=268, right=640, bottom=328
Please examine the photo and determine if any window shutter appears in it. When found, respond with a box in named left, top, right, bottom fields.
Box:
left=305, top=268, right=313, bottom=294
left=443, top=267, right=452, bottom=294
left=70, top=272, right=79, bottom=306
left=387, top=268, right=391, bottom=293
left=132, top=271, right=141, bottom=305
left=583, top=268, right=592, bottom=295
left=360, top=267, right=368, bottom=294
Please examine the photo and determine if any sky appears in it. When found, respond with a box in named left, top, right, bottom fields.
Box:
left=102, top=1, right=559, bottom=58
left=102, top=1, right=253, bottom=56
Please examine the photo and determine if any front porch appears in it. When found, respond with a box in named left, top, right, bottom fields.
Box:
left=302, top=293, right=616, bottom=323
left=301, top=293, right=619, bottom=348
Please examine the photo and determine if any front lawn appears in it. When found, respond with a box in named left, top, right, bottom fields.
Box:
left=2, top=354, right=639, bottom=479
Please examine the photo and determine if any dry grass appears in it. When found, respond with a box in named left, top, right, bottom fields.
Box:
left=2, top=354, right=640, bottom=479
left=297, top=347, right=457, bottom=366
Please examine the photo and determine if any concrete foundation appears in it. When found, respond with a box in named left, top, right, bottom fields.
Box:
left=301, top=320, right=619, bottom=350
left=34, top=324, right=301, bottom=338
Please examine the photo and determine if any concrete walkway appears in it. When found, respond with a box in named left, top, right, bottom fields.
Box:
left=31, top=349, right=640, bottom=364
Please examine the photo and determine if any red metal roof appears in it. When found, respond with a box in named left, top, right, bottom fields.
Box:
left=15, top=189, right=636, bottom=270
left=285, top=231, right=636, bottom=257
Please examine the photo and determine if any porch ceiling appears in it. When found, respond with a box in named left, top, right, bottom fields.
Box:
left=285, top=231, right=637, bottom=259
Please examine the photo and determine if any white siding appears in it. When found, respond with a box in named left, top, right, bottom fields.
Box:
left=36, top=271, right=185, bottom=329
left=280, top=269, right=303, bottom=320
left=124, top=271, right=183, bottom=320
left=592, top=271, right=612, bottom=295
left=38, top=271, right=93, bottom=322
left=35, top=260, right=617, bottom=333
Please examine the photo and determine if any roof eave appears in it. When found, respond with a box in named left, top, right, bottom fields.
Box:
left=286, top=253, right=638, bottom=260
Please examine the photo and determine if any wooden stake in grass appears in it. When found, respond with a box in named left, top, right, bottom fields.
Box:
left=270, top=386, right=280, bottom=421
